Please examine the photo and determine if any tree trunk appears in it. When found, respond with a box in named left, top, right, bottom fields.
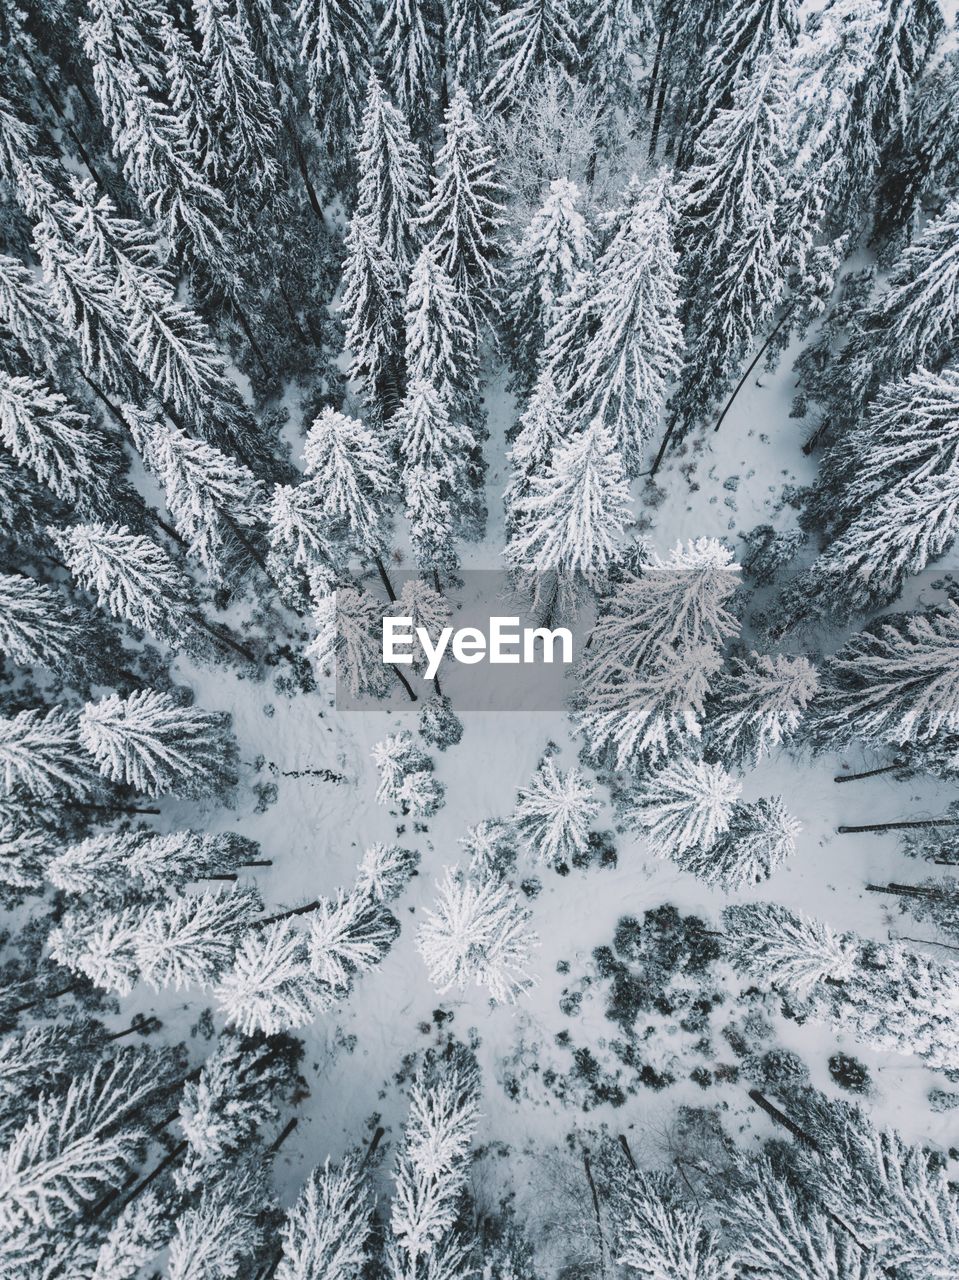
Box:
left=112, top=1141, right=188, bottom=1216
left=747, top=1089, right=818, bottom=1149
left=582, top=1151, right=607, bottom=1279
left=648, top=80, right=670, bottom=158
left=231, top=297, right=271, bottom=379
left=190, top=611, right=257, bottom=664
left=361, top=1125, right=385, bottom=1168
left=21, top=50, right=108, bottom=193
left=646, top=8, right=679, bottom=158
left=257, top=898, right=324, bottom=927
left=9, top=977, right=82, bottom=1016
left=287, top=121, right=326, bottom=228
left=393, top=665, right=418, bottom=702
left=839, top=818, right=959, bottom=834
left=835, top=763, right=904, bottom=783
left=618, top=1134, right=637, bottom=1170
left=649, top=411, right=682, bottom=477
left=897, top=935, right=959, bottom=953
left=71, top=801, right=162, bottom=816
left=268, top=1116, right=298, bottom=1153
left=374, top=554, right=397, bottom=602
left=277, top=278, right=310, bottom=345
left=866, top=882, right=954, bottom=901
left=713, top=307, right=794, bottom=435
left=645, top=17, right=668, bottom=110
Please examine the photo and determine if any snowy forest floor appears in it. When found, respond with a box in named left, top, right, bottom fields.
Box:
left=121, top=335, right=958, bottom=1256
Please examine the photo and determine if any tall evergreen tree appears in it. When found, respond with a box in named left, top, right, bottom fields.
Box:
left=811, top=604, right=959, bottom=766
left=276, top=1157, right=373, bottom=1280
left=376, top=0, right=441, bottom=135
left=192, top=0, right=280, bottom=191
left=293, top=0, right=372, bottom=137
left=78, top=689, right=237, bottom=798
left=561, top=175, right=681, bottom=472
left=504, top=178, right=592, bottom=394
left=674, top=47, right=793, bottom=429
left=417, top=866, right=538, bottom=1004
left=0, top=705, right=98, bottom=801
left=484, top=0, right=580, bottom=113
left=0, top=574, right=111, bottom=683
left=0, top=370, right=116, bottom=514
left=403, top=247, right=478, bottom=415
left=302, top=407, right=393, bottom=558
left=340, top=213, right=405, bottom=419
left=127, top=406, right=262, bottom=581
left=505, top=419, right=632, bottom=583
left=355, top=76, right=426, bottom=272
left=420, top=88, right=506, bottom=321
left=50, top=522, right=197, bottom=646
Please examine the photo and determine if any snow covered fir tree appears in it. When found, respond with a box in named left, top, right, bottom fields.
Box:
left=1, top=0, right=959, bottom=1274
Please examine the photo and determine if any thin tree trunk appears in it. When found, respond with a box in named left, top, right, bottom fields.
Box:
left=835, top=763, right=904, bottom=783
left=71, top=801, right=162, bottom=816
left=277, top=278, right=310, bottom=345
left=361, top=1125, right=385, bottom=1168
left=268, top=1116, right=298, bottom=1153
left=649, top=410, right=682, bottom=477
left=241, top=859, right=273, bottom=867
left=897, top=935, right=959, bottom=953
left=113, top=1141, right=188, bottom=1215
left=231, top=297, right=271, bottom=378
left=648, top=79, right=670, bottom=158
left=190, top=611, right=257, bottom=664
left=257, top=899, right=323, bottom=927
left=839, top=818, right=959, bottom=834
left=374, top=554, right=397, bottom=602
left=802, top=417, right=830, bottom=456
left=287, top=121, right=326, bottom=228
left=9, top=978, right=82, bottom=1015
left=20, top=51, right=108, bottom=193
left=646, top=17, right=667, bottom=109
left=747, top=1089, right=818, bottom=1149
left=79, top=370, right=125, bottom=423
left=582, top=1151, right=607, bottom=1279
left=713, top=307, right=794, bottom=435
left=866, top=882, right=954, bottom=901
left=618, top=1134, right=637, bottom=1170
left=393, top=665, right=418, bottom=702
left=647, top=8, right=679, bottom=159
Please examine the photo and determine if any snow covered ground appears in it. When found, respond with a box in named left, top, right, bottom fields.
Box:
left=141, top=339, right=958, bottom=1228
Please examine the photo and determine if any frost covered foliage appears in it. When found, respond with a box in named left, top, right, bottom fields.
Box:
left=372, top=730, right=445, bottom=816
left=417, top=866, right=538, bottom=1004
left=615, top=1168, right=733, bottom=1279
left=725, top=903, right=959, bottom=1067
left=628, top=761, right=800, bottom=887
left=513, top=759, right=598, bottom=868
left=2, top=0, right=959, bottom=1272
left=574, top=540, right=741, bottom=766
left=78, top=690, right=237, bottom=797
left=386, top=1044, right=481, bottom=1274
